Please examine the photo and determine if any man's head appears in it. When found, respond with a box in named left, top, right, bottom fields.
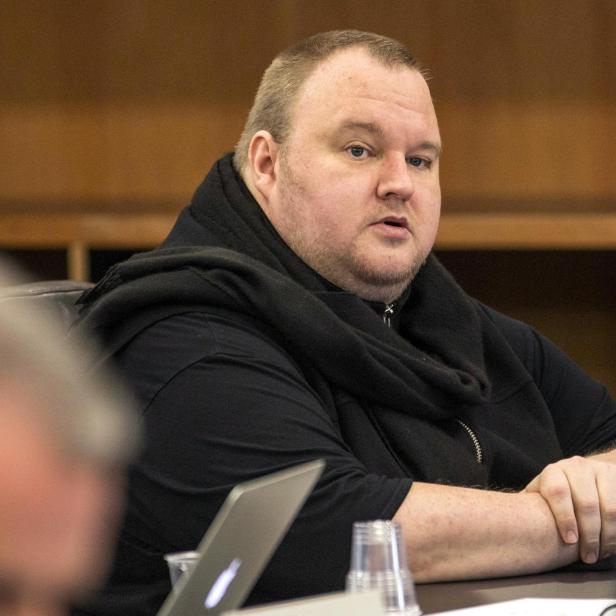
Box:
left=234, top=30, right=421, bottom=173
left=0, top=268, right=138, bottom=615
left=239, top=31, right=442, bottom=303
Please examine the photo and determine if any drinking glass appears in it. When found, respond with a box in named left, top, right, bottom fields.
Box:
left=164, top=550, right=200, bottom=588
left=346, top=520, right=421, bottom=615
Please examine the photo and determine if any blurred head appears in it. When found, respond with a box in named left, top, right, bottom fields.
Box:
left=0, top=265, right=138, bottom=615
left=241, top=32, right=441, bottom=303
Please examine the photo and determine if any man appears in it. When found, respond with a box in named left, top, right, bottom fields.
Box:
left=73, top=30, right=616, bottom=615
left=0, top=267, right=138, bottom=615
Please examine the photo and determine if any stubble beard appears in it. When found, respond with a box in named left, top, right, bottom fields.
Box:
left=276, top=166, right=426, bottom=301
left=345, top=250, right=426, bottom=300
left=311, top=240, right=427, bottom=302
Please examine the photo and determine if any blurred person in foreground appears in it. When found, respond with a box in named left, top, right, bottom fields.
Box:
left=72, top=30, right=616, bottom=615
left=0, top=265, right=138, bottom=616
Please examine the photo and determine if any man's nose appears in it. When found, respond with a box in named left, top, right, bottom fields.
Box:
left=376, top=155, right=414, bottom=202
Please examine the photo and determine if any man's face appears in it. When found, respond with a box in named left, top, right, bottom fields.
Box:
left=262, top=47, right=442, bottom=303
left=0, top=388, right=121, bottom=615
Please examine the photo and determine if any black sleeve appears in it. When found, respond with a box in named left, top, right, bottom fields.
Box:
left=480, top=304, right=616, bottom=457
left=118, top=311, right=411, bottom=605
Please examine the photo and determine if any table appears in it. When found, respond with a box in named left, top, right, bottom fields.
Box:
left=416, top=569, right=616, bottom=613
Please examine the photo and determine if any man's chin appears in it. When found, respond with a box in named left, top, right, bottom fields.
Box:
left=358, top=261, right=424, bottom=286
left=347, top=273, right=411, bottom=302
left=348, top=257, right=427, bottom=300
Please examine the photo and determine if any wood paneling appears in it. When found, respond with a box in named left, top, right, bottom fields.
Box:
left=1, top=0, right=615, bottom=211
left=0, top=102, right=246, bottom=205
left=437, top=213, right=616, bottom=249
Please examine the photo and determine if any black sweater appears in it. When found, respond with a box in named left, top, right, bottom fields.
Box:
left=72, top=154, right=616, bottom=615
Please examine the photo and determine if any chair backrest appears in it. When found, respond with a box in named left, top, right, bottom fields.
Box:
left=0, top=280, right=94, bottom=330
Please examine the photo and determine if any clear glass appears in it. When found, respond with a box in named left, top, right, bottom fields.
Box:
left=164, top=550, right=200, bottom=588
left=346, top=520, right=421, bottom=615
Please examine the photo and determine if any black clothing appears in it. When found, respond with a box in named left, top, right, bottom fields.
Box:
left=72, top=154, right=616, bottom=615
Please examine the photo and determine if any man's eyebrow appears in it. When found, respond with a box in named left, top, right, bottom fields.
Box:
left=338, top=121, right=384, bottom=137
left=416, top=141, right=442, bottom=158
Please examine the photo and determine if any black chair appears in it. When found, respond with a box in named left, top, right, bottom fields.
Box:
left=0, top=279, right=94, bottom=330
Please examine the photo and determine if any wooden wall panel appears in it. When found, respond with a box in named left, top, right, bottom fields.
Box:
left=1, top=0, right=615, bottom=212
left=1, top=102, right=245, bottom=206
left=438, top=100, right=616, bottom=208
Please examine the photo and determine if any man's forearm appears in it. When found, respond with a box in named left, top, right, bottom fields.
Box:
left=393, top=481, right=578, bottom=583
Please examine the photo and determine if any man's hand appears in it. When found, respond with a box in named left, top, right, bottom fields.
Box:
left=524, top=454, right=616, bottom=563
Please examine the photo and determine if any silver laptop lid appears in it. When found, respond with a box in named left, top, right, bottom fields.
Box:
left=157, top=459, right=325, bottom=616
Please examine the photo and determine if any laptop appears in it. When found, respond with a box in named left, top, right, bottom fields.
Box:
left=156, top=459, right=325, bottom=616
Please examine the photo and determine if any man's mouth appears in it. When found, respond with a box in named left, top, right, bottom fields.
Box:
left=370, top=216, right=411, bottom=239
left=380, top=217, right=409, bottom=229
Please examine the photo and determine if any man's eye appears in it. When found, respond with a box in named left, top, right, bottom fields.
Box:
left=407, top=156, right=430, bottom=169
left=347, top=145, right=368, bottom=159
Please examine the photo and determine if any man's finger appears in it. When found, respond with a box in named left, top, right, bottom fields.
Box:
left=527, top=464, right=579, bottom=545
left=567, top=460, right=601, bottom=563
left=597, top=466, right=616, bottom=559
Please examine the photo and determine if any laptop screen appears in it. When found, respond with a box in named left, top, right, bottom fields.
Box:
left=156, top=459, right=325, bottom=616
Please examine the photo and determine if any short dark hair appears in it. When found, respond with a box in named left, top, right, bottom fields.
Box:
left=233, top=30, right=422, bottom=172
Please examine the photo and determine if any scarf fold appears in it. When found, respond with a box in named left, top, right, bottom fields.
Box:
left=77, top=153, right=506, bottom=484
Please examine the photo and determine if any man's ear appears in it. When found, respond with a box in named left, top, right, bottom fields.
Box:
left=247, top=131, right=280, bottom=202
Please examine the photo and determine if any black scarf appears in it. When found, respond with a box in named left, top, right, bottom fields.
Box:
left=77, top=154, right=560, bottom=487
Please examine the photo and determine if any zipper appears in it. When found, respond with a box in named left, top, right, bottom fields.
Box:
left=383, top=303, right=395, bottom=327
left=379, top=301, right=483, bottom=464
left=455, top=419, right=483, bottom=464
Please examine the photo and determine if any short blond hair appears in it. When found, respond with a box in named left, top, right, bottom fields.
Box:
left=233, top=30, right=422, bottom=172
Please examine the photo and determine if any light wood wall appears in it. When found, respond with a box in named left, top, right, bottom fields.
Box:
left=1, top=0, right=614, bottom=396
left=2, top=0, right=615, bottom=212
